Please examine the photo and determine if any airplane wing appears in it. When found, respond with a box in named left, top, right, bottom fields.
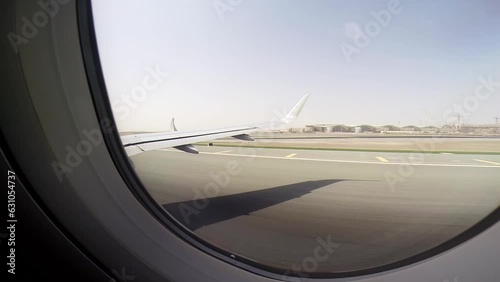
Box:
left=121, top=94, right=310, bottom=156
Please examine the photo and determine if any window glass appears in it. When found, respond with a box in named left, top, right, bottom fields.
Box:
left=92, top=0, right=500, bottom=275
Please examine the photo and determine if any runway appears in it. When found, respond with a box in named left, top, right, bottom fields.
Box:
left=130, top=145, right=500, bottom=273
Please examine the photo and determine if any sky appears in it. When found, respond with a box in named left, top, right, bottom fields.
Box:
left=92, top=0, right=500, bottom=132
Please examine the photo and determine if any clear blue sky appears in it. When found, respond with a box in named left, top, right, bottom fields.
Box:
left=92, top=0, right=500, bottom=132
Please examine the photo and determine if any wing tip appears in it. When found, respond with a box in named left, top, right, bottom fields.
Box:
left=170, top=118, right=178, bottom=131
left=282, top=94, right=310, bottom=123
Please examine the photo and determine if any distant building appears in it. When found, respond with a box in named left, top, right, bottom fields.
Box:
left=288, top=127, right=306, bottom=133
left=457, top=124, right=499, bottom=134
left=380, top=125, right=400, bottom=132
left=304, top=124, right=354, bottom=133
left=331, top=125, right=354, bottom=133
left=301, top=123, right=499, bottom=135
left=401, top=125, right=421, bottom=132
left=441, top=124, right=457, bottom=134
left=421, top=126, right=439, bottom=133
left=355, top=125, right=378, bottom=133
left=305, top=125, right=326, bottom=132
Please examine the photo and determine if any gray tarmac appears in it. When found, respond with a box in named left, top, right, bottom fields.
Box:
left=130, top=145, right=500, bottom=273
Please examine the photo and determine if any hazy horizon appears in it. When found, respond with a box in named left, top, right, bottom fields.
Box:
left=92, top=0, right=500, bottom=132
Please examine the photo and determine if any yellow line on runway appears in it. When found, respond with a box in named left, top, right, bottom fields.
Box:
left=376, top=157, right=388, bottom=162
left=285, top=153, right=297, bottom=158
left=473, top=159, right=500, bottom=166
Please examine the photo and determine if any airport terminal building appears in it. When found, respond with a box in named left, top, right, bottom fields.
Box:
left=293, top=124, right=500, bottom=135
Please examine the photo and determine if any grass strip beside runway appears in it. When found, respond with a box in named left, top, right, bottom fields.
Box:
left=195, top=142, right=500, bottom=155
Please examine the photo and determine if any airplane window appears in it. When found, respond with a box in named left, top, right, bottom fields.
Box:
left=90, top=0, right=500, bottom=278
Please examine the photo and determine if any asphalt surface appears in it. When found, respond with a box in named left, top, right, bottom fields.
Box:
left=130, top=145, right=500, bottom=273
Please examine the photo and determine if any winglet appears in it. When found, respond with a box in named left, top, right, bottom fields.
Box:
left=170, top=118, right=178, bottom=132
left=281, top=94, right=310, bottom=123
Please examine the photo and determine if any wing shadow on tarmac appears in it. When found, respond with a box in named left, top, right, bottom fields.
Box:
left=162, top=179, right=344, bottom=231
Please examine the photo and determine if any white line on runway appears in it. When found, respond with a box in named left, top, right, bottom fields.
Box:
left=473, top=159, right=500, bottom=166
left=159, top=149, right=500, bottom=168
left=285, top=153, right=297, bottom=158
left=214, top=150, right=233, bottom=154
left=376, top=157, right=388, bottom=162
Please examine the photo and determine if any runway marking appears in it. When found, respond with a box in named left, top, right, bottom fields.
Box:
left=214, top=150, right=233, bottom=154
left=376, top=157, right=388, bottom=162
left=473, top=159, right=500, bottom=166
left=159, top=149, right=500, bottom=168
left=408, top=156, right=424, bottom=161
left=285, top=153, right=297, bottom=158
